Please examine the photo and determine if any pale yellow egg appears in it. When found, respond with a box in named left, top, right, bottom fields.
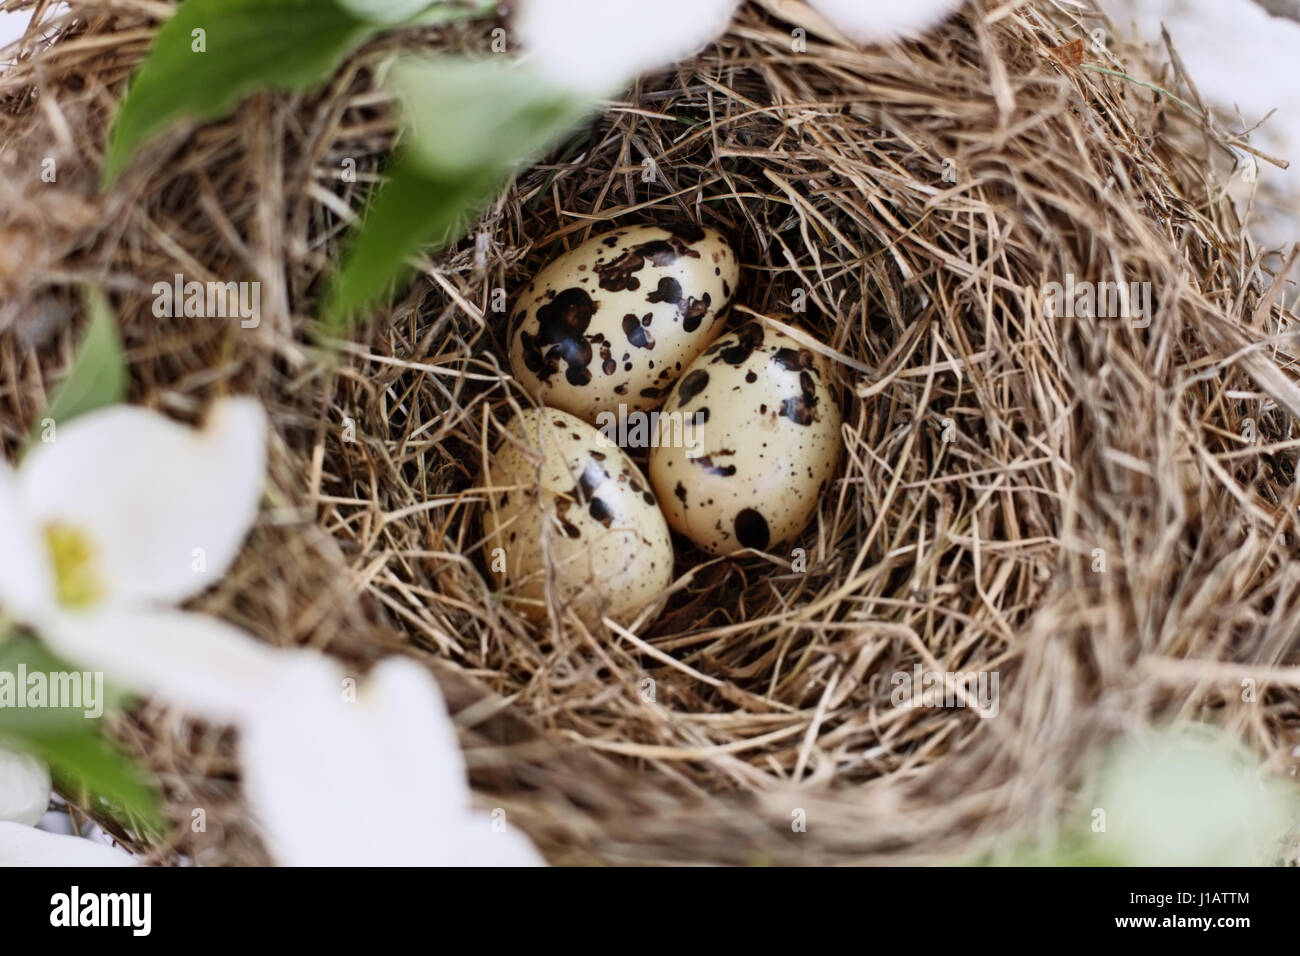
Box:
left=509, top=224, right=739, bottom=423
left=482, top=408, right=674, bottom=622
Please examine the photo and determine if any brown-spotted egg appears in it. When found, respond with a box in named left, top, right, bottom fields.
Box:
left=481, top=407, right=673, bottom=622
left=509, top=224, right=739, bottom=424
left=649, top=321, right=842, bottom=556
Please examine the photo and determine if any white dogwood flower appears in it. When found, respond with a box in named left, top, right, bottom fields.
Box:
left=0, top=398, right=280, bottom=724
left=0, top=745, right=50, bottom=827
left=0, top=394, right=541, bottom=865
left=517, top=0, right=737, bottom=96
left=0, top=822, right=136, bottom=866
left=0, top=746, right=135, bottom=866
left=794, top=0, right=966, bottom=45
left=241, top=652, right=544, bottom=866
left=516, top=0, right=965, bottom=94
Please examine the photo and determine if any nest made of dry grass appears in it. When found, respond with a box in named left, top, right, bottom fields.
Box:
left=2, top=0, right=1299, bottom=866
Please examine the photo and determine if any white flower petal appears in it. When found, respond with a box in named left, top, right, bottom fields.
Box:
left=0, top=746, right=51, bottom=826
left=807, top=0, right=964, bottom=44
left=516, top=0, right=739, bottom=95
left=336, top=0, right=431, bottom=24
left=751, top=0, right=851, bottom=44
left=360, top=658, right=469, bottom=810
left=241, top=654, right=540, bottom=866
left=240, top=652, right=379, bottom=866
left=43, top=608, right=282, bottom=726
left=0, top=821, right=135, bottom=866
left=0, top=461, right=56, bottom=624
left=449, top=811, right=547, bottom=867
left=17, top=398, right=267, bottom=607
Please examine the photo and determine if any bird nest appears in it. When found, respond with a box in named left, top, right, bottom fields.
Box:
left=2, top=0, right=1298, bottom=865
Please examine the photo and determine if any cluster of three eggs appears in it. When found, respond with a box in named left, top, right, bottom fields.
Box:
left=482, top=224, right=842, bottom=623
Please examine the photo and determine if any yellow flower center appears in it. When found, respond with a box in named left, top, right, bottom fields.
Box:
left=44, top=523, right=103, bottom=609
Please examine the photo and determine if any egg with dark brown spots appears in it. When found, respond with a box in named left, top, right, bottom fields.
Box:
left=481, top=408, right=673, bottom=623
left=648, top=321, right=842, bottom=556
left=509, top=224, right=739, bottom=424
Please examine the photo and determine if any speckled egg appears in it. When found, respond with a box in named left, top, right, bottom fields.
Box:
left=649, top=321, right=842, bottom=556
left=481, top=407, right=674, bottom=623
left=508, top=224, right=739, bottom=423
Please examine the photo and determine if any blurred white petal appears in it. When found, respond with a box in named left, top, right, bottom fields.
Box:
left=241, top=654, right=469, bottom=866
left=1096, top=726, right=1295, bottom=866
left=17, top=398, right=266, bottom=608
left=239, top=653, right=371, bottom=866
left=807, top=0, right=964, bottom=43
left=360, top=657, right=469, bottom=810
left=241, top=653, right=543, bottom=866
left=516, top=0, right=739, bottom=94
left=0, top=461, right=55, bottom=622
left=336, top=0, right=431, bottom=24
left=43, top=608, right=282, bottom=726
left=449, top=812, right=546, bottom=866
left=751, top=0, right=851, bottom=44
left=0, top=821, right=135, bottom=866
left=0, top=747, right=51, bottom=827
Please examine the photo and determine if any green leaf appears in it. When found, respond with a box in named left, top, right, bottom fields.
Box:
left=23, top=732, right=163, bottom=835
left=0, top=636, right=161, bottom=833
left=0, top=638, right=131, bottom=736
left=323, top=56, right=593, bottom=328
left=104, top=1, right=503, bottom=184
left=104, top=0, right=375, bottom=184
left=392, top=57, right=591, bottom=178
left=324, top=157, right=506, bottom=328
left=36, top=288, right=126, bottom=438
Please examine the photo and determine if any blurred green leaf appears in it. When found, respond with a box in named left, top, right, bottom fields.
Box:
left=104, top=0, right=502, bottom=184
left=392, top=57, right=590, bottom=178
left=104, top=0, right=374, bottom=183
left=0, top=636, right=160, bottom=833
left=25, top=732, right=163, bottom=835
left=35, top=288, right=126, bottom=438
left=0, top=638, right=133, bottom=735
left=324, top=157, right=504, bottom=328
left=971, top=724, right=1299, bottom=867
left=323, top=56, right=592, bottom=328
